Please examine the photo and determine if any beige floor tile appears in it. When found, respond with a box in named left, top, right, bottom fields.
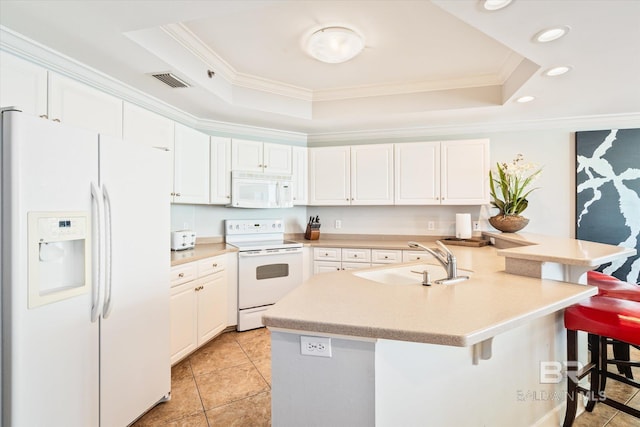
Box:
left=196, top=362, right=270, bottom=410
left=252, top=357, right=272, bottom=385
left=235, top=327, right=270, bottom=344
left=132, top=375, right=203, bottom=426
left=171, top=359, right=193, bottom=381
left=206, top=391, right=271, bottom=427
left=238, top=332, right=271, bottom=361
left=164, top=411, right=209, bottom=427
left=190, top=340, right=250, bottom=377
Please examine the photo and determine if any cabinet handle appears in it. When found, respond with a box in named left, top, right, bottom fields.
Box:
left=337, top=267, right=342, bottom=270
left=384, top=256, right=389, bottom=259
left=175, top=193, right=181, bottom=197
left=53, top=118, right=61, bottom=122
left=346, top=198, right=349, bottom=201
left=171, top=192, right=176, bottom=196
left=212, top=263, right=217, bottom=267
left=39, top=114, right=48, bottom=119
left=178, top=273, right=184, bottom=278
left=325, top=253, right=329, bottom=256
left=354, top=254, right=358, bottom=258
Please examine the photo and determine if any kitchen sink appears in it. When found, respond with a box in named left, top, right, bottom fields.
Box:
left=354, top=264, right=473, bottom=285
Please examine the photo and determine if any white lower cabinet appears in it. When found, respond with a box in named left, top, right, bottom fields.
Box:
left=371, top=249, right=403, bottom=265
left=169, top=255, right=227, bottom=364
left=313, top=247, right=373, bottom=274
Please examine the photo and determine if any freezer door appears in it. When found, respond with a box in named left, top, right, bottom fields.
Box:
left=98, top=134, right=171, bottom=426
left=1, top=111, right=100, bottom=426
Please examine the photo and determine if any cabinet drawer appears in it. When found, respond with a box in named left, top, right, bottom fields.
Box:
left=170, top=263, right=197, bottom=287
left=402, top=250, right=435, bottom=263
left=342, top=248, right=371, bottom=262
left=371, top=249, right=402, bottom=264
left=197, top=255, right=225, bottom=277
left=342, top=261, right=371, bottom=271
left=313, top=261, right=342, bottom=274
left=314, top=247, right=341, bottom=261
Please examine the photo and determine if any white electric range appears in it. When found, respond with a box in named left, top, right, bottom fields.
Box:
left=225, top=219, right=303, bottom=331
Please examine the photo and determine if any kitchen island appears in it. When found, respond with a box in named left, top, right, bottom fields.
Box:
left=263, top=235, right=634, bottom=427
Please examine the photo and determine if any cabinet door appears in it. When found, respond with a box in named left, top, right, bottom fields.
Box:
left=48, top=73, right=123, bottom=137
left=441, top=139, right=490, bottom=205
left=395, top=142, right=440, bottom=205
left=231, top=139, right=263, bottom=172
left=351, top=144, right=394, bottom=205
left=122, top=102, right=174, bottom=150
left=197, top=272, right=227, bottom=345
left=264, top=142, right=292, bottom=174
left=0, top=51, right=48, bottom=117
left=173, top=123, right=210, bottom=204
left=210, top=136, right=232, bottom=204
left=170, top=281, right=198, bottom=365
left=308, top=146, right=350, bottom=205
left=291, top=146, right=308, bottom=205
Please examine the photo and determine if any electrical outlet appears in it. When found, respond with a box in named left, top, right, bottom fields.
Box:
left=427, top=221, right=435, bottom=231
left=473, top=221, right=480, bottom=231
left=335, top=220, right=342, bottom=229
left=300, top=336, right=332, bottom=358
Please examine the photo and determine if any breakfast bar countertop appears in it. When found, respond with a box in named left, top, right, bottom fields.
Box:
left=263, top=244, right=599, bottom=347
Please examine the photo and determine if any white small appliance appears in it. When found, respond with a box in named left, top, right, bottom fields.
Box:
left=230, top=171, right=293, bottom=208
left=171, top=230, right=196, bottom=251
left=225, top=219, right=303, bottom=331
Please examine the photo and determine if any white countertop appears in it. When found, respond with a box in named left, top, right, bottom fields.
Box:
left=263, top=244, right=598, bottom=347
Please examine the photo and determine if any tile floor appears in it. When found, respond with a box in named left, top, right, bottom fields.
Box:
left=133, top=328, right=638, bottom=427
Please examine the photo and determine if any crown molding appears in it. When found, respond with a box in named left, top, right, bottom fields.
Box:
left=306, top=113, right=640, bottom=145
left=0, top=25, right=306, bottom=143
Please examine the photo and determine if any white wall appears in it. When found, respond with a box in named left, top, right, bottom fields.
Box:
left=171, top=205, right=309, bottom=237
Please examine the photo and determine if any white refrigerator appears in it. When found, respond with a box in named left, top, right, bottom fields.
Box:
left=1, top=110, right=171, bottom=426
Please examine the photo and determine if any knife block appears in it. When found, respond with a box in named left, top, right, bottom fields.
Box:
left=305, top=224, right=320, bottom=240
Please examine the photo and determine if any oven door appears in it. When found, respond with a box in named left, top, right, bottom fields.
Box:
left=237, top=247, right=303, bottom=309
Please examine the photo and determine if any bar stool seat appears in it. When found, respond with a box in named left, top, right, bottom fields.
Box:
left=563, top=296, right=640, bottom=426
left=587, top=270, right=640, bottom=301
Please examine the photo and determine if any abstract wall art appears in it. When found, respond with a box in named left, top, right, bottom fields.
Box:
left=576, top=128, right=640, bottom=284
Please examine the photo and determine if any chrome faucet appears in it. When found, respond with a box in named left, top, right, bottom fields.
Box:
left=407, top=241, right=468, bottom=284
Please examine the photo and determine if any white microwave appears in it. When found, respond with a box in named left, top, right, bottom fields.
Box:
left=230, top=171, right=293, bottom=208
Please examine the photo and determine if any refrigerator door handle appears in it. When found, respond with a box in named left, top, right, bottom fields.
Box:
left=90, top=181, right=105, bottom=322
left=102, top=184, right=114, bottom=319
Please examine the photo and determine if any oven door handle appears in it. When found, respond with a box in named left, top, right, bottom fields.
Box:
left=238, top=248, right=303, bottom=257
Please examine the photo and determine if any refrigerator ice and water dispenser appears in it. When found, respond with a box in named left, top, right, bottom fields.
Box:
left=27, top=211, right=91, bottom=308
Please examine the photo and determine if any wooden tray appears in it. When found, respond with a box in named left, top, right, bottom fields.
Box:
left=441, top=237, right=490, bottom=247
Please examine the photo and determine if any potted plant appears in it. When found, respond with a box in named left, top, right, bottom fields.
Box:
left=488, top=154, right=542, bottom=232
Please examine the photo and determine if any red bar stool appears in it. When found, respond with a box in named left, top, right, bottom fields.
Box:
left=563, top=296, right=640, bottom=426
left=587, top=270, right=640, bottom=379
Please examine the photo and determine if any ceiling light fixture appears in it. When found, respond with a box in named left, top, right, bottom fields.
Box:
left=534, top=26, right=570, bottom=43
left=544, top=66, right=572, bottom=77
left=516, top=95, right=535, bottom=103
left=306, top=26, right=364, bottom=64
left=482, top=0, right=513, bottom=11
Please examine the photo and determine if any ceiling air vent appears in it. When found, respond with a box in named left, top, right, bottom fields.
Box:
left=151, top=72, right=190, bottom=88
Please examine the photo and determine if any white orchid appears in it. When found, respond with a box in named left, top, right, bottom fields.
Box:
left=489, top=154, right=542, bottom=215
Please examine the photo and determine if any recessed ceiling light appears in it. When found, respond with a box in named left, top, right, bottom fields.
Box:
left=534, top=26, right=570, bottom=43
left=516, top=95, right=535, bottom=103
left=544, top=66, right=572, bottom=77
left=482, top=0, right=513, bottom=11
left=306, top=26, right=365, bottom=64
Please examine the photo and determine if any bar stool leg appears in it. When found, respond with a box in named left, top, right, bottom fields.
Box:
left=585, top=334, right=601, bottom=412
left=612, top=340, right=633, bottom=378
left=564, top=329, right=579, bottom=427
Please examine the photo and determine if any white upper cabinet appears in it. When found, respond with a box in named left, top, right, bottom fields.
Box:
left=210, top=136, right=232, bottom=205
left=441, top=139, right=490, bottom=205
left=291, top=146, right=308, bottom=205
left=122, top=102, right=174, bottom=150
left=351, top=144, right=394, bottom=205
left=263, top=142, right=292, bottom=174
left=308, top=146, right=351, bottom=205
left=0, top=52, right=48, bottom=117
left=48, top=73, right=123, bottom=137
left=395, top=141, right=440, bottom=205
left=173, top=123, right=210, bottom=204
left=231, top=139, right=292, bottom=174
